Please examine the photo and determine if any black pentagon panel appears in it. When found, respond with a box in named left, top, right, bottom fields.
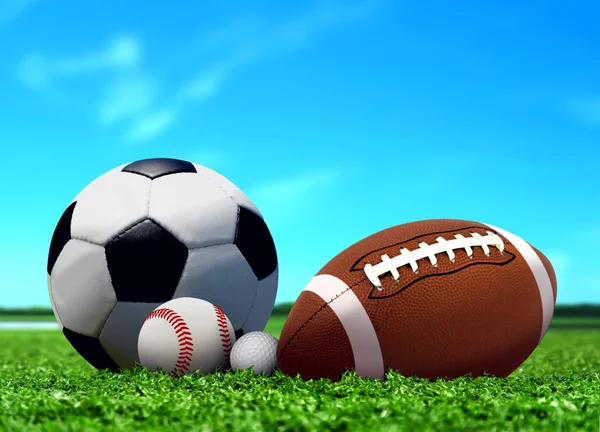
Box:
left=63, top=327, right=120, bottom=371
left=105, top=218, right=188, bottom=303
left=122, top=158, right=197, bottom=180
left=47, top=201, right=76, bottom=275
left=234, top=207, right=278, bottom=280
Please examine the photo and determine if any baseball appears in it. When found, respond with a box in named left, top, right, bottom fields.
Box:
left=137, top=297, right=235, bottom=376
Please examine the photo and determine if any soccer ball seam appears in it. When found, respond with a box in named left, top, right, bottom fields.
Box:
left=238, top=275, right=261, bottom=331
left=192, top=166, right=239, bottom=208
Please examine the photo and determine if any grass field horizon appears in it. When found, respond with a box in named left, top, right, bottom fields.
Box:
left=3, top=314, right=600, bottom=331
left=1, top=315, right=599, bottom=431
left=1, top=302, right=599, bottom=319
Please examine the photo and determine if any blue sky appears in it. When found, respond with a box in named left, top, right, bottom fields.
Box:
left=0, top=0, right=598, bottom=307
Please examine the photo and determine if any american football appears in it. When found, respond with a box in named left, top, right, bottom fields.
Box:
left=277, top=219, right=557, bottom=381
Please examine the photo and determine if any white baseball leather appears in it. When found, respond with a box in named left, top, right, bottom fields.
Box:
left=137, top=297, right=235, bottom=375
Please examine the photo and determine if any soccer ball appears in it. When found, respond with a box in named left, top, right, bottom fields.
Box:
left=47, top=158, right=278, bottom=371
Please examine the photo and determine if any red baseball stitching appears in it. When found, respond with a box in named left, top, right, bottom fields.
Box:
left=213, top=305, right=232, bottom=361
left=144, top=308, right=193, bottom=376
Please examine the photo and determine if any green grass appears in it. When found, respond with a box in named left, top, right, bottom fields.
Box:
left=263, top=315, right=286, bottom=336
left=1, top=320, right=599, bottom=431
left=549, top=317, right=600, bottom=327
left=0, top=314, right=57, bottom=322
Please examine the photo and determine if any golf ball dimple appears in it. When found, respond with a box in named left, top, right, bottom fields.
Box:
left=230, top=331, right=278, bottom=375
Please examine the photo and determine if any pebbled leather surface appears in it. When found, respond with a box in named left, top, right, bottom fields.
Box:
left=278, top=219, right=557, bottom=381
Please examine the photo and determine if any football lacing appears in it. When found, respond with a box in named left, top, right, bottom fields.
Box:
left=363, top=231, right=504, bottom=290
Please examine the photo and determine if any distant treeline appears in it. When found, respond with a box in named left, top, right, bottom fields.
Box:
left=1, top=303, right=599, bottom=317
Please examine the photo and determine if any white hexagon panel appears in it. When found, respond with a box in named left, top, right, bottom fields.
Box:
left=47, top=158, right=279, bottom=371
left=191, top=163, right=261, bottom=216
left=70, top=165, right=152, bottom=246
left=149, top=172, right=239, bottom=248
left=49, top=239, right=117, bottom=337
left=173, top=244, right=259, bottom=332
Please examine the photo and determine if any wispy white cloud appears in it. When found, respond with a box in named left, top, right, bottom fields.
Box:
left=110, top=0, right=381, bottom=141
left=15, top=1, right=381, bottom=142
left=124, top=110, right=176, bottom=142
left=248, top=168, right=340, bottom=227
left=180, top=50, right=257, bottom=103
left=181, top=0, right=381, bottom=104
left=192, top=15, right=263, bottom=55
left=567, top=96, right=600, bottom=127
left=98, top=73, right=156, bottom=125
left=15, top=36, right=173, bottom=141
left=16, top=36, right=140, bottom=90
left=55, top=37, right=139, bottom=74
left=0, top=0, right=36, bottom=26
left=273, top=0, right=382, bottom=50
